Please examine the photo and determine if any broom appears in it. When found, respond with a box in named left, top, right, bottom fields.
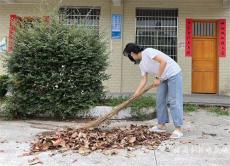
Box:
left=80, top=84, right=155, bottom=129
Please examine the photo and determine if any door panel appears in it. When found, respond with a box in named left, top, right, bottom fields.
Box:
left=192, top=38, right=217, bottom=93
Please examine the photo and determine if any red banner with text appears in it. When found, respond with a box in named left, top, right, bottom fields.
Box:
left=8, top=15, right=50, bottom=53
left=8, top=14, right=18, bottom=53
left=218, top=19, right=226, bottom=57
left=185, top=18, right=193, bottom=57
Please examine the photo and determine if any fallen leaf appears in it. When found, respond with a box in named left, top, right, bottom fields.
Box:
left=52, top=139, right=63, bottom=146
left=102, top=149, right=118, bottom=155
left=49, top=152, right=57, bottom=157
left=42, top=143, right=50, bottom=151
left=125, top=153, right=136, bottom=158
left=0, top=140, right=8, bottom=143
left=164, top=147, right=170, bottom=152
left=71, top=132, right=78, bottom=138
left=78, top=132, right=87, bottom=138
left=127, top=147, right=135, bottom=151
left=72, top=159, right=78, bottom=163
left=180, top=140, right=193, bottom=144
left=147, top=146, right=155, bottom=150
left=18, top=152, right=33, bottom=157
left=28, top=157, right=39, bottom=163
left=29, top=161, right=43, bottom=165
left=202, top=132, right=217, bottom=137
left=78, top=147, right=91, bottom=155
left=129, top=137, right=136, bottom=144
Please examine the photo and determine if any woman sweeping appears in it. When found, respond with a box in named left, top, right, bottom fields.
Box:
left=123, top=43, right=184, bottom=139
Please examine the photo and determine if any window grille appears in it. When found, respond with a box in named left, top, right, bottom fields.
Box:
left=136, top=9, right=178, bottom=61
left=59, top=7, right=100, bottom=31
left=192, top=21, right=216, bottom=37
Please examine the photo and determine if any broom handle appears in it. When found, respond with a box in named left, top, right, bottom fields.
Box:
left=114, top=84, right=154, bottom=110
left=81, top=84, right=155, bottom=129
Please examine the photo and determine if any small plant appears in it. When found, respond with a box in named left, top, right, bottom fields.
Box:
left=184, top=104, right=198, bottom=112
left=209, top=106, right=229, bottom=116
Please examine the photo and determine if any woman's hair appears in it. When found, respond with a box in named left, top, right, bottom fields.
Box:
left=123, top=43, right=144, bottom=63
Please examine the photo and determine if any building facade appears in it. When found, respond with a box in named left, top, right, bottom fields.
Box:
left=0, top=0, right=230, bottom=96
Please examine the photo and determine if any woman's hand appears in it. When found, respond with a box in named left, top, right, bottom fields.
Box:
left=133, top=92, right=140, bottom=98
left=153, top=79, right=161, bottom=86
left=133, top=75, right=148, bottom=98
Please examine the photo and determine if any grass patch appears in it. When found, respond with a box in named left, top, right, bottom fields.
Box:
left=101, top=96, right=127, bottom=107
left=208, top=106, right=229, bottom=116
left=130, top=96, right=156, bottom=120
left=131, top=96, right=156, bottom=109
left=130, top=111, right=156, bottom=121
left=184, top=104, right=229, bottom=116
left=100, top=96, right=156, bottom=120
left=184, top=104, right=198, bottom=112
left=101, top=96, right=156, bottom=109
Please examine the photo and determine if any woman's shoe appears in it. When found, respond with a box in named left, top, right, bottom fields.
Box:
left=170, top=129, right=183, bottom=139
left=149, top=126, right=166, bottom=133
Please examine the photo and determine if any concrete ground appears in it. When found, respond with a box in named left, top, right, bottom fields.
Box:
left=0, top=109, right=230, bottom=166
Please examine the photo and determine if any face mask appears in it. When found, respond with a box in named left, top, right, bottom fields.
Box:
left=128, top=53, right=136, bottom=63
left=134, top=59, right=141, bottom=64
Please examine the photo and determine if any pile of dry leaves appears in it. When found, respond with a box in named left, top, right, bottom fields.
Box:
left=31, top=125, right=170, bottom=155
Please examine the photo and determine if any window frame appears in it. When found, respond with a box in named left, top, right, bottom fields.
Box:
left=135, top=8, right=178, bottom=61
left=59, top=6, right=101, bottom=31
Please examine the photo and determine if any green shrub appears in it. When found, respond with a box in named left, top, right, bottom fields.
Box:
left=6, top=18, right=109, bottom=119
left=0, top=75, right=9, bottom=98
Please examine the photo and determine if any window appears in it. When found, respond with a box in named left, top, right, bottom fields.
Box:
left=192, top=20, right=216, bottom=37
left=59, top=7, right=100, bottom=31
left=136, top=9, right=178, bottom=61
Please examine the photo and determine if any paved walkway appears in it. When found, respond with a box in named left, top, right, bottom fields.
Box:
left=184, top=94, right=230, bottom=106
left=0, top=110, right=230, bottom=166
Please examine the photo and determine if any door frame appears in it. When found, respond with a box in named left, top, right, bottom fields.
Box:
left=191, top=19, right=219, bottom=94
